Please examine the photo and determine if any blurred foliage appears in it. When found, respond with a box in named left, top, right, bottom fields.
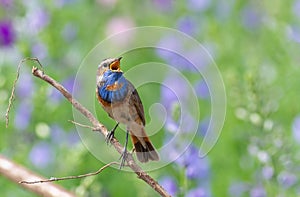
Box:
left=1, top=0, right=300, bottom=197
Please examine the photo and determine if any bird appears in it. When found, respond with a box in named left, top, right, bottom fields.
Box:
left=96, top=57, right=159, bottom=167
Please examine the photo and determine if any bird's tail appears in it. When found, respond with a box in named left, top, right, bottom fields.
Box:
left=130, top=134, right=159, bottom=163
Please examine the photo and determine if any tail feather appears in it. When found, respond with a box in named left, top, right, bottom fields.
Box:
left=131, top=135, right=159, bottom=163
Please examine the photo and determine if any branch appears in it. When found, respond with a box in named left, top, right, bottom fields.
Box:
left=20, top=162, right=119, bottom=184
left=5, top=57, right=43, bottom=128
left=11, top=58, right=170, bottom=197
left=68, top=120, right=98, bottom=131
left=0, top=155, right=75, bottom=197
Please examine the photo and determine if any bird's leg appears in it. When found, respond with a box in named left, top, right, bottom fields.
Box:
left=131, top=147, right=136, bottom=154
left=105, top=122, right=119, bottom=144
left=119, top=130, right=129, bottom=169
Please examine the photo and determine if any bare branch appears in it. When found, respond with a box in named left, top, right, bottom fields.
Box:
left=29, top=59, right=170, bottom=197
left=68, top=120, right=96, bottom=130
left=5, top=57, right=43, bottom=128
left=0, top=155, right=75, bottom=197
left=20, top=162, right=119, bottom=184
left=4, top=58, right=170, bottom=197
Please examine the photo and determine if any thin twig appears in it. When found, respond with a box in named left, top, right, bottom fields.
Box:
left=68, top=120, right=96, bottom=130
left=5, top=57, right=43, bottom=128
left=20, top=162, right=119, bottom=184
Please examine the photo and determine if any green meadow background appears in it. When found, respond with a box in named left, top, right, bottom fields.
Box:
left=1, top=0, right=300, bottom=196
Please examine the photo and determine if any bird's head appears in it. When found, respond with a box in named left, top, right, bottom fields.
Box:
left=96, top=57, right=123, bottom=86
left=97, top=57, right=122, bottom=76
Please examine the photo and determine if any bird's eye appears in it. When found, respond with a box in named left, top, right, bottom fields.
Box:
left=103, top=63, right=108, bottom=68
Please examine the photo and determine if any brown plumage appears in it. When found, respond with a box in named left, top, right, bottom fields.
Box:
left=96, top=58, right=159, bottom=163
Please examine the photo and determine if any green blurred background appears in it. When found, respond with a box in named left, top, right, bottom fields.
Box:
left=1, top=0, right=300, bottom=196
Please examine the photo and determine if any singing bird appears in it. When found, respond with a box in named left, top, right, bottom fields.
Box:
left=96, top=57, right=159, bottom=166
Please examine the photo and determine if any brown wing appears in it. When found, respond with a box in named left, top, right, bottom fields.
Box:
left=128, top=82, right=146, bottom=126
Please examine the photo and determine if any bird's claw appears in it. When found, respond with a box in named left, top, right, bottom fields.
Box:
left=105, top=130, right=115, bottom=145
left=119, top=148, right=128, bottom=169
left=105, top=123, right=119, bottom=145
left=131, top=147, right=136, bottom=154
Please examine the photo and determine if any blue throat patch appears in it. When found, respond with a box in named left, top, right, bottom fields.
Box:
left=98, top=70, right=128, bottom=103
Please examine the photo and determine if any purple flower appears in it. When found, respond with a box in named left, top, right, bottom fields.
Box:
left=50, top=124, right=66, bottom=144
left=277, top=171, right=298, bottom=188
left=160, top=73, right=199, bottom=135
left=105, top=16, right=135, bottom=34
left=67, top=131, right=80, bottom=146
left=32, top=42, right=48, bottom=60
left=170, top=53, right=196, bottom=71
left=250, top=186, right=266, bottom=197
left=160, top=74, right=189, bottom=111
left=63, top=76, right=75, bottom=93
left=48, top=76, right=75, bottom=103
left=286, top=25, right=300, bottom=43
left=152, top=0, right=173, bottom=12
left=241, top=5, right=262, bottom=30
left=0, top=0, right=12, bottom=8
left=29, top=142, right=54, bottom=168
left=51, top=126, right=79, bottom=146
left=165, top=118, right=179, bottom=133
left=186, top=158, right=210, bottom=180
left=187, top=0, right=210, bottom=12
left=54, top=0, right=77, bottom=8
left=181, top=46, right=210, bottom=71
left=0, top=20, right=15, bottom=47
left=156, top=35, right=199, bottom=71
left=187, top=187, right=210, bottom=197
left=176, top=145, right=210, bottom=180
left=161, top=134, right=190, bottom=162
left=16, top=72, right=35, bottom=98
left=48, top=86, right=62, bottom=104
left=27, top=7, right=50, bottom=34
left=215, top=0, right=234, bottom=22
left=176, top=143, right=198, bottom=166
left=156, top=35, right=182, bottom=61
left=292, top=115, right=300, bottom=143
left=61, top=23, right=78, bottom=42
left=181, top=112, right=198, bottom=133
left=262, top=166, right=274, bottom=180
left=156, top=35, right=194, bottom=70
left=159, top=176, right=178, bottom=196
left=97, top=0, right=117, bottom=8
left=293, top=0, right=300, bottom=18
left=105, top=16, right=135, bottom=46
left=198, top=117, right=209, bottom=136
left=194, top=79, right=210, bottom=99
left=14, top=102, right=32, bottom=130
left=177, top=16, right=198, bottom=36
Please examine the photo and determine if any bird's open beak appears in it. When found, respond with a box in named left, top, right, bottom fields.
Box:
left=110, top=57, right=122, bottom=71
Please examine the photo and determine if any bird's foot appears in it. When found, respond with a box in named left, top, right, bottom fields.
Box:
left=119, top=148, right=128, bottom=169
left=131, top=147, right=136, bottom=154
left=105, top=130, right=115, bottom=145
left=105, top=123, right=119, bottom=145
